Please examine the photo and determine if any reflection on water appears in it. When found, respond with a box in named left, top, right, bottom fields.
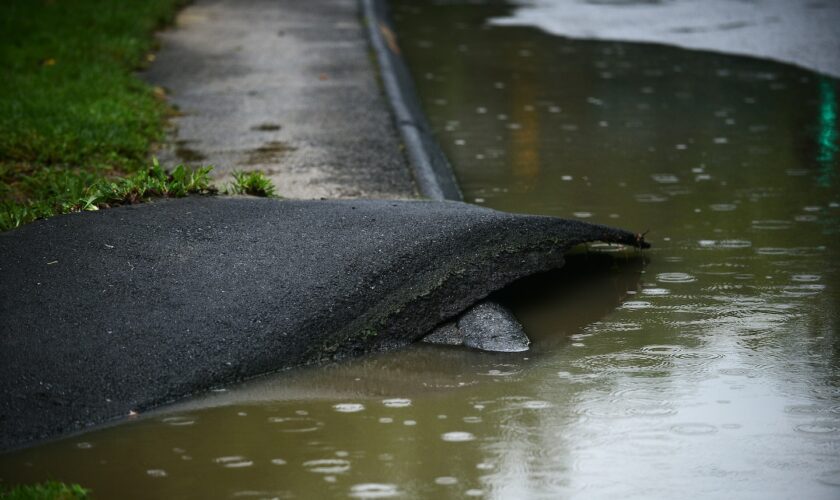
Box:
left=2, top=1, right=840, bottom=498
left=818, top=79, right=837, bottom=188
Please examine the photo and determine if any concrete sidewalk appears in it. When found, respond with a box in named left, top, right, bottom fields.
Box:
left=144, top=0, right=416, bottom=199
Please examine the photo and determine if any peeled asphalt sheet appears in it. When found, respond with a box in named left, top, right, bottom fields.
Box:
left=0, top=197, right=646, bottom=450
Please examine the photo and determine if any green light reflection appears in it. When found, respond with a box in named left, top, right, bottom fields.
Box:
left=817, top=78, right=838, bottom=187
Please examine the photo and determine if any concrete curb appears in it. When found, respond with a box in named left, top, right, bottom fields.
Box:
left=361, top=0, right=463, bottom=201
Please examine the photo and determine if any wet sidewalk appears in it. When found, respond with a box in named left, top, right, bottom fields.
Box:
left=144, top=0, right=416, bottom=199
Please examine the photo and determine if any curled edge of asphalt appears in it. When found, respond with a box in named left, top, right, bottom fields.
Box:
left=363, top=0, right=542, bottom=352
left=0, top=197, right=647, bottom=450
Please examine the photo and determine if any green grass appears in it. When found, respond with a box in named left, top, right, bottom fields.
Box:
left=229, top=170, right=278, bottom=197
left=0, top=164, right=282, bottom=231
left=0, top=0, right=281, bottom=232
left=0, top=0, right=187, bottom=228
left=0, top=162, right=216, bottom=231
left=0, top=482, right=89, bottom=500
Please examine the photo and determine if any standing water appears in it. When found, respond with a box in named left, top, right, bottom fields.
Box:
left=2, top=1, right=840, bottom=498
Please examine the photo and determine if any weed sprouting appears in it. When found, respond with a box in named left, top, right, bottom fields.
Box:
left=228, top=170, right=277, bottom=197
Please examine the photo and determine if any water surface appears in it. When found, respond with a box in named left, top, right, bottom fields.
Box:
left=2, top=1, right=839, bottom=498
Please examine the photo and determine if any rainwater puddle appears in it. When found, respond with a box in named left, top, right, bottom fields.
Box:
left=1, top=2, right=838, bottom=499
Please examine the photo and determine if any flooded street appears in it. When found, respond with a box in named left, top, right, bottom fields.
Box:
left=2, top=1, right=839, bottom=498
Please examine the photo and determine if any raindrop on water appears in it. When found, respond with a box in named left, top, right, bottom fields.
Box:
left=670, top=423, right=717, bottom=435
left=657, top=272, right=696, bottom=283
left=442, top=431, right=475, bottom=442
left=382, top=398, right=411, bottom=408
left=334, top=403, right=365, bottom=413
left=304, top=458, right=351, bottom=474
left=349, top=483, right=400, bottom=499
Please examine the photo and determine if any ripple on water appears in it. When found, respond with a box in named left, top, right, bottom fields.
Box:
left=751, top=219, right=792, bottom=230
left=709, top=203, right=737, bottom=211
left=588, top=242, right=631, bottom=253
left=657, top=272, right=697, bottom=283
left=215, top=456, right=254, bottom=468
left=640, top=345, right=723, bottom=362
left=435, top=477, right=458, bottom=485
left=756, top=246, right=826, bottom=257
left=161, top=416, right=196, bottom=426
left=479, top=369, right=519, bottom=377
left=585, top=321, right=642, bottom=333
left=576, top=387, right=677, bottom=418
left=442, top=431, right=476, bottom=442
left=621, top=301, right=652, bottom=310
left=576, top=352, right=671, bottom=375
left=718, top=367, right=756, bottom=377
left=785, top=404, right=840, bottom=416
left=635, top=193, right=668, bottom=203
left=670, top=423, right=718, bottom=435
left=697, top=239, right=752, bottom=249
left=640, top=344, right=685, bottom=356
left=304, top=459, right=351, bottom=474
left=755, top=247, right=789, bottom=255
left=333, top=403, right=365, bottom=413
left=791, top=274, right=821, bottom=282
left=781, top=284, right=825, bottom=297
left=794, top=422, right=840, bottom=435
left=146, top=469, right=167, bottom=478
left=349, top=484, right=400, bottom=499
left=267, top=416, right=323, bottom=433
left=651, top=174, right=679, bottom=184
left=519, top=400, right=553, bottom=410
left=641, top=287, right=670, bottom=296
left=817, top=470, right=840, bottom=487
left=382, top=398, right=412, bottom=408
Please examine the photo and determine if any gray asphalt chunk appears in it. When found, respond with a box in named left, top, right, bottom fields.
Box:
left=422, top=321, right=463, bottom=346
left=459, top=301, right=530, bottom=353
left=422, top=302, right=531, bottom=352
left=0, top=197, right=647, bottom=450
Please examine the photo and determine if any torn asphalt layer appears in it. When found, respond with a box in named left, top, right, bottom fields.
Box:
left=0, top=197, right=647, bottom=450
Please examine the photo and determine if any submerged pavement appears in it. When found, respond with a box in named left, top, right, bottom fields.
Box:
left=144, top=0, right=416, bottom=199
left=0, top=197, right=646, bottom=450
left=494, top=0, right=840, bottom=78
